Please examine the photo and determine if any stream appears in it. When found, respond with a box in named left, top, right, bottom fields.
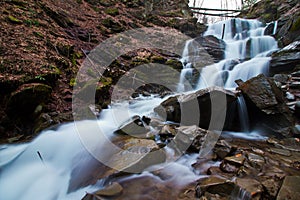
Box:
left=0, top=18, right=278, bottom=200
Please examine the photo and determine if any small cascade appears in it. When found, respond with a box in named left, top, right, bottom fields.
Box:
left=237, top=95, right=250, bottom=132
left=230, top=187, right=252, bottom=200
left=177, top=39, right=199, bottom=92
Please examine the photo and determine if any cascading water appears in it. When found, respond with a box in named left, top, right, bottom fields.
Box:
left=177, top=39, right=199, bottom=92
left=0, top=18, right=279, bottom=200
left=196, top=18, right=278, bottom=89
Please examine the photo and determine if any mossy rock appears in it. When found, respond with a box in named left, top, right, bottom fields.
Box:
left=150, top=56, right=166, bottom=64
left=165, top=59, right=182, bottom=70
left=102, top=18, right=124, bottom=33
left=6, top=83, right=52, bottom=118
left=104, top=7, right=119, bottom=16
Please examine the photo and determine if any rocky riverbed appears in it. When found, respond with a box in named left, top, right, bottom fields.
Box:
left=1, top=0, right=300, bottom=200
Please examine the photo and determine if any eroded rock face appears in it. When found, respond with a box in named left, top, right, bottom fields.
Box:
left=270, top=41, right=300, bottom=75
left=154, top=86, right=239, bottom=131
left=195, top=35, right=226, bottom=63
left=236, top=74, right=294, bottom=136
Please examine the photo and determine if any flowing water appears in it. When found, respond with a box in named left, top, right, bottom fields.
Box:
left=0, top=18, right=278, bottom=199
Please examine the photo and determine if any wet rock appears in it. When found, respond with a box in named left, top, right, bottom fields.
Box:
left=195, top=35, right=226, bottom=62
left=262, top=179, right=281, bottom=199
left=234, top=178, right=263, bottom=200
left=268, top=147, right=291, bottom=157
left=207, top=166, right=233, bottom=179
left=214, top=140, right=232, bottom=159
left=115, top=115, right=149, bottom=138
left=273, top=74, right=290, bottom=84
left=108, top=137, right=165, bottom=173
left=154, top=86, right=238, bottom=131
left=220, top=161, right=240, bottom=173
left=247, top=152, right=265, bottom=168
left=197, top=176, right=235, bottom=197
left=277, top=176, right=300, bottom=200
left=224, top=154, right=245, bottom=166
left=167, top=125, right=209, bottom=155
left=95, top=182, right=123, bottom=197
left=236, top=74, right=294, bottom=136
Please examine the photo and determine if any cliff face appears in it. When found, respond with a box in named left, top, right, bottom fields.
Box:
left=0, top=0, right=206, bottom=141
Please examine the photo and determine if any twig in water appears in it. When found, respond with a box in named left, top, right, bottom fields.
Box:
left=37, top=151, right=45, bottom=165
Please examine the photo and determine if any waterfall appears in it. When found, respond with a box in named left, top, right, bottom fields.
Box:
left=0, top=18, right=280, bottom=200
left=195, top=18, right=278, bottom=89
left=177, top=39, right=199, bottom=92
left=237, top=95, right=250, bottom=132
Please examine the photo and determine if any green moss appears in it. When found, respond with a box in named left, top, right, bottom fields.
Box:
left=104, top=7, right=119, bottom=16
left=7, top=15, right=22, bottom=24
left=165, top=59, right=182, bottom=70
left=69, top=78, right=77, bottom=86
left=24, top=19, right=40, bottom=27
left=99, top=77, right=112, bottom=87
left=291, top=17, right=300, bottom=32
left=150, top=56, right=166, bottom=63
left=33, top=31, right=44, bottom=38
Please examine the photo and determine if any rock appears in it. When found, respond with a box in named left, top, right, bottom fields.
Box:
left=220, top=161, right=240, bottom=173
left=95, top=182, right=123, bottom=197
left=236, top=74, right=294, bottom=136
left=115, top=115, right=149, bottom=138
left=295, top=101, right=300, bottom=118
left=273, top=74, right=290, bottom=84
left=268, top=147, right=291, bottom=156
left=234, top=178, right=263, bottom=200
left=167, top=125, right=209, bottom=155
left=290, top=81, right=300, bottom=89
left=262, top=179, right=281, bottom=198
left=224, top=154, right=245, bottom=166
left=154, top=86, right=238, bottom=131
left=247, top=152, right=265, bottom=168
left=197, top=176, right=235, bottom=197
left=195, top=35, right=226, bottom=62
left=214, top=140, right=232, bottom=159
left=6, top=83, right=52, bottom=118
left=277, top=176, right=300, bottom=200
left=270, top=49, right=300, bottom=76
left=108, top=137, right=165, bottom=173
left=41, top=5, right=74, bottom=28
left=207, top=166, right=233, bottom=179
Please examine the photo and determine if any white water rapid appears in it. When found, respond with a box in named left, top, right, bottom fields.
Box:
left=0, top=18, right=278, bottom=200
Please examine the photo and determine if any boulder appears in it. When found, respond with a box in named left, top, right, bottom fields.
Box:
left=236, top=74, right=294, bottom=136
left=167, top=125, right=210, bottom=155
left=115, top=115, right=149, bottom=138
left=6, top=83, right=52, bottom=118
left=154, top=86, right=239, bottom=131
left=233, top=178, right=263, bottom=200
left=196, top=176, right=235, bottom=197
